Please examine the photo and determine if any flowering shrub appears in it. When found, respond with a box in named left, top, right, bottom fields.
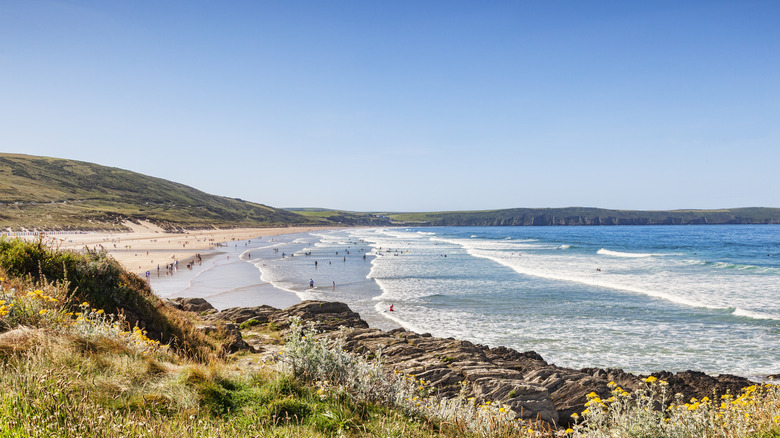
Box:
left=69, top=301, right=165, bottom=355
left=0, top=275, right=165, bottom=356
left=570, top=377, right=780, bottom=438
left=0, top=277, right=67, bottom=330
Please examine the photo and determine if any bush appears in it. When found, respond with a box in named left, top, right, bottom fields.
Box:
left=0, top=237, right=219, bottom=360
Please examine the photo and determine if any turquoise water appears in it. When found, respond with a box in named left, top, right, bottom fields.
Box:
left=158, top=225, right=780, bottom=378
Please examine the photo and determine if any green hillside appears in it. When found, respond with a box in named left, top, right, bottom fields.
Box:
left=384, top=207, right=780, bottom=226
left=285, top=208, right=393, bottom=226
left=0, top=153, right=316, bottom=231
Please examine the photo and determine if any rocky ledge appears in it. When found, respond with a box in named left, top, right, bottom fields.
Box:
left=173, top=298, right=754, bottom=428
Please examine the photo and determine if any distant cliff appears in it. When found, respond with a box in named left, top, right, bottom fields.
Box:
left=386, top=207, right=780, bottom=227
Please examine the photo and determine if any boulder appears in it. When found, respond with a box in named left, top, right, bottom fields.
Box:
left=204, top=305, right=279, bottom=323
left=270, top=300, right=369, bottom=332
left=221, top=323, right=255, bottom=354
left=168, top=297, right=215, bottom=313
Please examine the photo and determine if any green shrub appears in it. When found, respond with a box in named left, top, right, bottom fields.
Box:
left=265, top=398, right=313, bottom=423
left=239, top=318, right=262, bottom=330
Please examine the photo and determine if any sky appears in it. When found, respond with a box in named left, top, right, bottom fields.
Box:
left=1, top=1, right=779, bottom=212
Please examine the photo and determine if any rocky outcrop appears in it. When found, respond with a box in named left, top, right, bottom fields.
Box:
left=166, top=297, right=216, bottom=313
left=174, top=299, right=755, bottom=428
left=337, top=327, right=753, bottom=427
left=269, top=301, right=369, bottom=332
left=204, top=305, right=278, bottom=324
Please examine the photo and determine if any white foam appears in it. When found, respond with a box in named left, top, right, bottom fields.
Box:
left=598, top=248, right=660, bottom=258
left=467, top=248, right=726, bottom=311
left=732, top=307, right=779, bottom=320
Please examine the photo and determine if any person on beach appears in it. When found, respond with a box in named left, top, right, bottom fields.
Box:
left=332, top=281, right=335, bottom=290
left=389, top=304, right=394, bottom=312
left=309, top=279, right=314, bottom=288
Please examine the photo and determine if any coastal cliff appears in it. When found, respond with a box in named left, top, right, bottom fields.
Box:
left=176, top=299, right=755, bottom=428
left=385, top=207, right=780, bottom=227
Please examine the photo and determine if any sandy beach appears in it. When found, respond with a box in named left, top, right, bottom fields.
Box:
left=36, top=221, right=336, bottom=276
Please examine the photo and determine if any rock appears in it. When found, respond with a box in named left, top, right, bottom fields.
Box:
left=168, top=297, right=215, bottom=313
left=650, top=370, right=752, bottom=402
left=221, top=323, right=255, bottom=354
left=473, top=379, right=558, bottom=424
left=270, top=300, right=369, bottom=332
left=204, top=305, right=279, bottom=324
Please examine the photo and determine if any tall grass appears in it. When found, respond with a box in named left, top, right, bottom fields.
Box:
left=0, top=237, right=219, bottom=360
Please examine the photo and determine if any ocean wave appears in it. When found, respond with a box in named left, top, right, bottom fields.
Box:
left=732, top=307, right=780, bottom=321
left=597, top=248, right=661, bottom=258
left=558, top=244, right=572, bottom=250
left=465, top=248, right=730, bottom=311
left=432, top=237, right=546, bottom=251
left=372, top=301, right=427, bottom=333
left=708, top=261, right=780, bottom=274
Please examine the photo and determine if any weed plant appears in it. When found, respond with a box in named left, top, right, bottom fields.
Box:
left=569, top=377, right=780, bottom=438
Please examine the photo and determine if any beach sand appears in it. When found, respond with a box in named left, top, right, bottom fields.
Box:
left=38, top=220, right=336, bottom=276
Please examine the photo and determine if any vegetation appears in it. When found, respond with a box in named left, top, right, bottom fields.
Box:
left=0, top=153, right=317, bottom=231
left=0, top=238, right=778, bottom=437
left=286, top=208, right=393, bottom=226
left=568, top=377, right=780, bottom=437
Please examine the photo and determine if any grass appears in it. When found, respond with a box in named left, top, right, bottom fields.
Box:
left=0, top=152, right=317, bottom=231
left=1, top=237, right=778, bottom=437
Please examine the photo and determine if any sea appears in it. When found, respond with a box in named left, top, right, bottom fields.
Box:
left=151, top=225, right=780, bottom=379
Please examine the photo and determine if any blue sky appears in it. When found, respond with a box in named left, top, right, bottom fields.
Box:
left=2, top=1, right=778, bottom=212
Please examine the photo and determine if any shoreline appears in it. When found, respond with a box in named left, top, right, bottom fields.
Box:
left=34, top=221, right=347, bottom=276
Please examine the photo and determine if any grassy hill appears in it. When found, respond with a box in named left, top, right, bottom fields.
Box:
left=285, top=208, right=393, bottom=226
left=383, top=206, right=780, bottom=226
left=0, top=153, right=317, bottom=231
